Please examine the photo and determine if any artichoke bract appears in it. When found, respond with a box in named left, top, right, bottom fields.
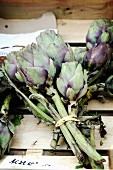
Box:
left=57, top=61, right=88, bottom=101
left=83, top=43, right=113, bottom=72
left=0, top=113, right=15, bottom=158
left=36, top=30, right=75, bottom=67
left=74, top=47, right=87, bottom=65
left=86, top=19, right=113, bottom=50
left=4, top=51, right=18, bottom=79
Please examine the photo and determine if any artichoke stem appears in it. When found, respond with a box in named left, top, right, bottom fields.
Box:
left=89, top=126, right=104, bottom=169
left=51, top=87, right=105, bottom=163
left=30, top=88, right=84, bottom=162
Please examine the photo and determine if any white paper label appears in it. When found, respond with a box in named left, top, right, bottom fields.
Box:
left=0, top=156, right=63, bottom=169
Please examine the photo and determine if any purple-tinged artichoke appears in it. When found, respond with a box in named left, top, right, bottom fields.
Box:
left=36, top=30, right=75, bottom=67
left=74, top=43, right=113, bottom=73
left=57, top=61, right=88, bottom=101
left=4, top=42, right=56, bottom=87
left=86, top=19, right=113, bottom=50
left=83, top=43, right=113, bottom=72
left=4, top=30, right=75, bottom=87
left=0, top=113, right=15, bottom=158
left=16, top=43, right=56, bottom=87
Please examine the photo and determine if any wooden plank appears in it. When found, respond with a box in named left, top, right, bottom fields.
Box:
left=0, top=155, right=108, bottom=169
left=0, top=0, right=113, bottom=19
left=88, top=98, right=113, bottom=111
left=108, top=146, right=113, bottom=169
left=10, top=115, right=113, bottom=151
left=10, top=115, right=65, bottom=150
left=57, top=19, right=92, bottom=42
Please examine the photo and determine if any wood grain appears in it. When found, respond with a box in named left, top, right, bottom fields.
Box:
left=10, top=115, right=113, bottom=151
left=88, top=99, right=113, bottom=111
left=0, top=0, right=113, bottom=19
left=57, top=19, right=92, bottom=42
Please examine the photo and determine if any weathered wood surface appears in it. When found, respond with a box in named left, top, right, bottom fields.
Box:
left=0, top=0, right=113, bottom=19
left=88, top=98, right=113, bottom=111
left=10, top=115, right=113, bottom=151
left=57, top=19, right=92, bottom=42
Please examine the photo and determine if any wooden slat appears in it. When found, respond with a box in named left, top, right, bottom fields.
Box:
left=57, top=19, right=92, bottom=42
left=0, top=0, right=113, bottom=20
left=88, top=98, right=113, bottom=111
left=10, top=115, right=113, bottom=151
left=11, top=115, right=65, bottom=150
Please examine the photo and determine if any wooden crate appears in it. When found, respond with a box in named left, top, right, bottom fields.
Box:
left=0, top=1, right=113, bottom=169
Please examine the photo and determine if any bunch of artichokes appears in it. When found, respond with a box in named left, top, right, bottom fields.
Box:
left=1, top=27, right=110, bottom=169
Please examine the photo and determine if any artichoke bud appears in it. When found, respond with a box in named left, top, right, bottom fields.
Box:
left=86, top=19, right=113, bottom=50
left=57, top=61, right=88, bottom=101
left=83, top=43, right=113, bottom=72
left=36, top=30, right=75, bottom=67
left=0, top=113, right=15, bottom=158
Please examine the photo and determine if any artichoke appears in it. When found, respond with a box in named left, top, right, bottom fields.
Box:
left=0, top=113, right=15, bottom=158
left=4, top=43, right=56, bottom=87
left=36, top=30, right=75, bottom=67
left=83, top=43, right=113, bottom=72
left=74, top=43, right=113, bottom=72
left=57, top=61, right=88, bottom=101
left=86, top=18, right=113, bottom=50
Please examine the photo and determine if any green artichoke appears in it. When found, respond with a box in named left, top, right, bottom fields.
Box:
left=57, top=61, right=88, bottom=101
left=0, top=113, right=15, bottom=158
left=86, top=19, right=113, bottom=50
left=5, top=43, right=56, bottom=87
left=36, top=30, right=75, bottom=67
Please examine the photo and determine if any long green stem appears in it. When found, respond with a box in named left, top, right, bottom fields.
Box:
left=89, top=126, right=104, bottom=169
left=2, top=67, right=54, bottom=124
left=29, top=90, right=84, bottom=162
left=3, top=68, right=84, bottom=161
left=51, top=87, right=105, bottom=163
